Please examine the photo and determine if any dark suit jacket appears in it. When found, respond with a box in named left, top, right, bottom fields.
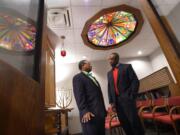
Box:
left=107, top=63, right=140, bottom=104
left=73, top=72, right=106, bottom=121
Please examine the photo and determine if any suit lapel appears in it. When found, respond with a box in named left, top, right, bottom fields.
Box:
left=117, top=64, right=122, bottom=85
left=81, top=72, right=100, bottom=88
left=117, top=64, right=125, bottom=89
left=109, top=69, right=114, bottom=86
left=92, top=76, right=101, bottom=88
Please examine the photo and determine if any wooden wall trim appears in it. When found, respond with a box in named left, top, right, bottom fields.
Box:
left=41, top=6, right=56, bottom=108
left=139, top=0, right=180, bottom=94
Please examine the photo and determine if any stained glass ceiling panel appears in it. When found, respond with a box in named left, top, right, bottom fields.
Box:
left=87, top=11, right=137, bottom=47
left=0, top=12, right=36, bottom=52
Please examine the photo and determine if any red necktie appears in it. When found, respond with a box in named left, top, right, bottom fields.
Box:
left=113, top=68, right=119, bottom=95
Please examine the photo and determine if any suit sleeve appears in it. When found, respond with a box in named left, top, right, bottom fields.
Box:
left=73, top=76, right=89, bottom=116
left=127, top=64, right=140, bottom=99
left=107, top=73, right=113, bottom=104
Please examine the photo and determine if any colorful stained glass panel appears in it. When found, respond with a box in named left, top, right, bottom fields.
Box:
left=87, top=11, right=137, bottom=47
left=0, top=12, right=36, bottom=52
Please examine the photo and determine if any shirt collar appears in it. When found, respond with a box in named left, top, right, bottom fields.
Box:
left=116, top=63, right=120, bottom=67
left=82, top=71, right=88, bottom=75
left=82, top=71, right=92, bottom=75
left=112, top=63, right=120, bottom=70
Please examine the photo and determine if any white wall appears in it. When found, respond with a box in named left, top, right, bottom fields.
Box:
left=120, top=57, right=153, bottom=79
left=55, top=57, right=153, bottom=134
left=149, top=47, right=176, bottom=82
left=168, top=3, right=180, bottom=43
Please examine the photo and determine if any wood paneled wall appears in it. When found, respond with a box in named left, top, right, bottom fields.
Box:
left=40, top=0, right=56, bottom=107
left=41, top=22, right=56, bottom=108
left=0, top=60, right=43, bottom=135
left=139, top=67, right=173, bottom=92
left=139, top=0, right=180, bottom=95
left=44, top=37, right=56, bottom=107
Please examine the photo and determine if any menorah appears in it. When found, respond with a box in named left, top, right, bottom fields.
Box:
left=56, top=87, right=72, bottom=109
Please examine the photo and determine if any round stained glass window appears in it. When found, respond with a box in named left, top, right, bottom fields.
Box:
left=87, top=11, right=137, bottom=47
left=0, top=12, right=36, bottom=52
left=81, top=5, right=144, bottom=50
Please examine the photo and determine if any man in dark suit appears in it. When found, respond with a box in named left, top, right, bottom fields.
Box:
left=73, top=60, right=106, bottom=135
left=107, top=53, right=144, bottom=135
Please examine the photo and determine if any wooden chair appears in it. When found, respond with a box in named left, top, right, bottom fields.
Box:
left=105, top=107, right=124, bottom=135
left=138, top=99, right=152, bottom=129
left=139, top=98, right=168, bottom=131
left=136, top=100, right=143, bottom=109
left=154, top=96, right=180, bottom=135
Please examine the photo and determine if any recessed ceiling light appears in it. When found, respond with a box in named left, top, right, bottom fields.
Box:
left=82, top=56, right=87, bottom=59
left=138, top=51, right=142, bottom=55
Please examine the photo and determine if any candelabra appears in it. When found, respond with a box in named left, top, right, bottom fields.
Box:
left=56, top=87, right=72, bottom=109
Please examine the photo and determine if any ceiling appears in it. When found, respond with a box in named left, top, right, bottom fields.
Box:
left=152, top=0, right=180, bottom=15
left=46, top=0, right=175, bottom=64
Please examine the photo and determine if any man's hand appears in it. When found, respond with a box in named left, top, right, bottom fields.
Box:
left=110, top=103, right=116, bottom=112
left=82, top=112, right=95, bottom=123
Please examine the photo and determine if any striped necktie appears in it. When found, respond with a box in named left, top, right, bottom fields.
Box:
left=87, top=73, right=99, bottom=86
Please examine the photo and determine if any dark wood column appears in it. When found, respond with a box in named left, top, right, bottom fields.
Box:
left=139, top=0, right=180, bottom=95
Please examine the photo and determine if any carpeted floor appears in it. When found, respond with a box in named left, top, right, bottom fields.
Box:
left=105, top=128, right=175, bottom=135
left=67, top=123, right=176, bottom=135
left=70, top=127, right=175, bottom=135
left=105, top=123, right=175, bottom=135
